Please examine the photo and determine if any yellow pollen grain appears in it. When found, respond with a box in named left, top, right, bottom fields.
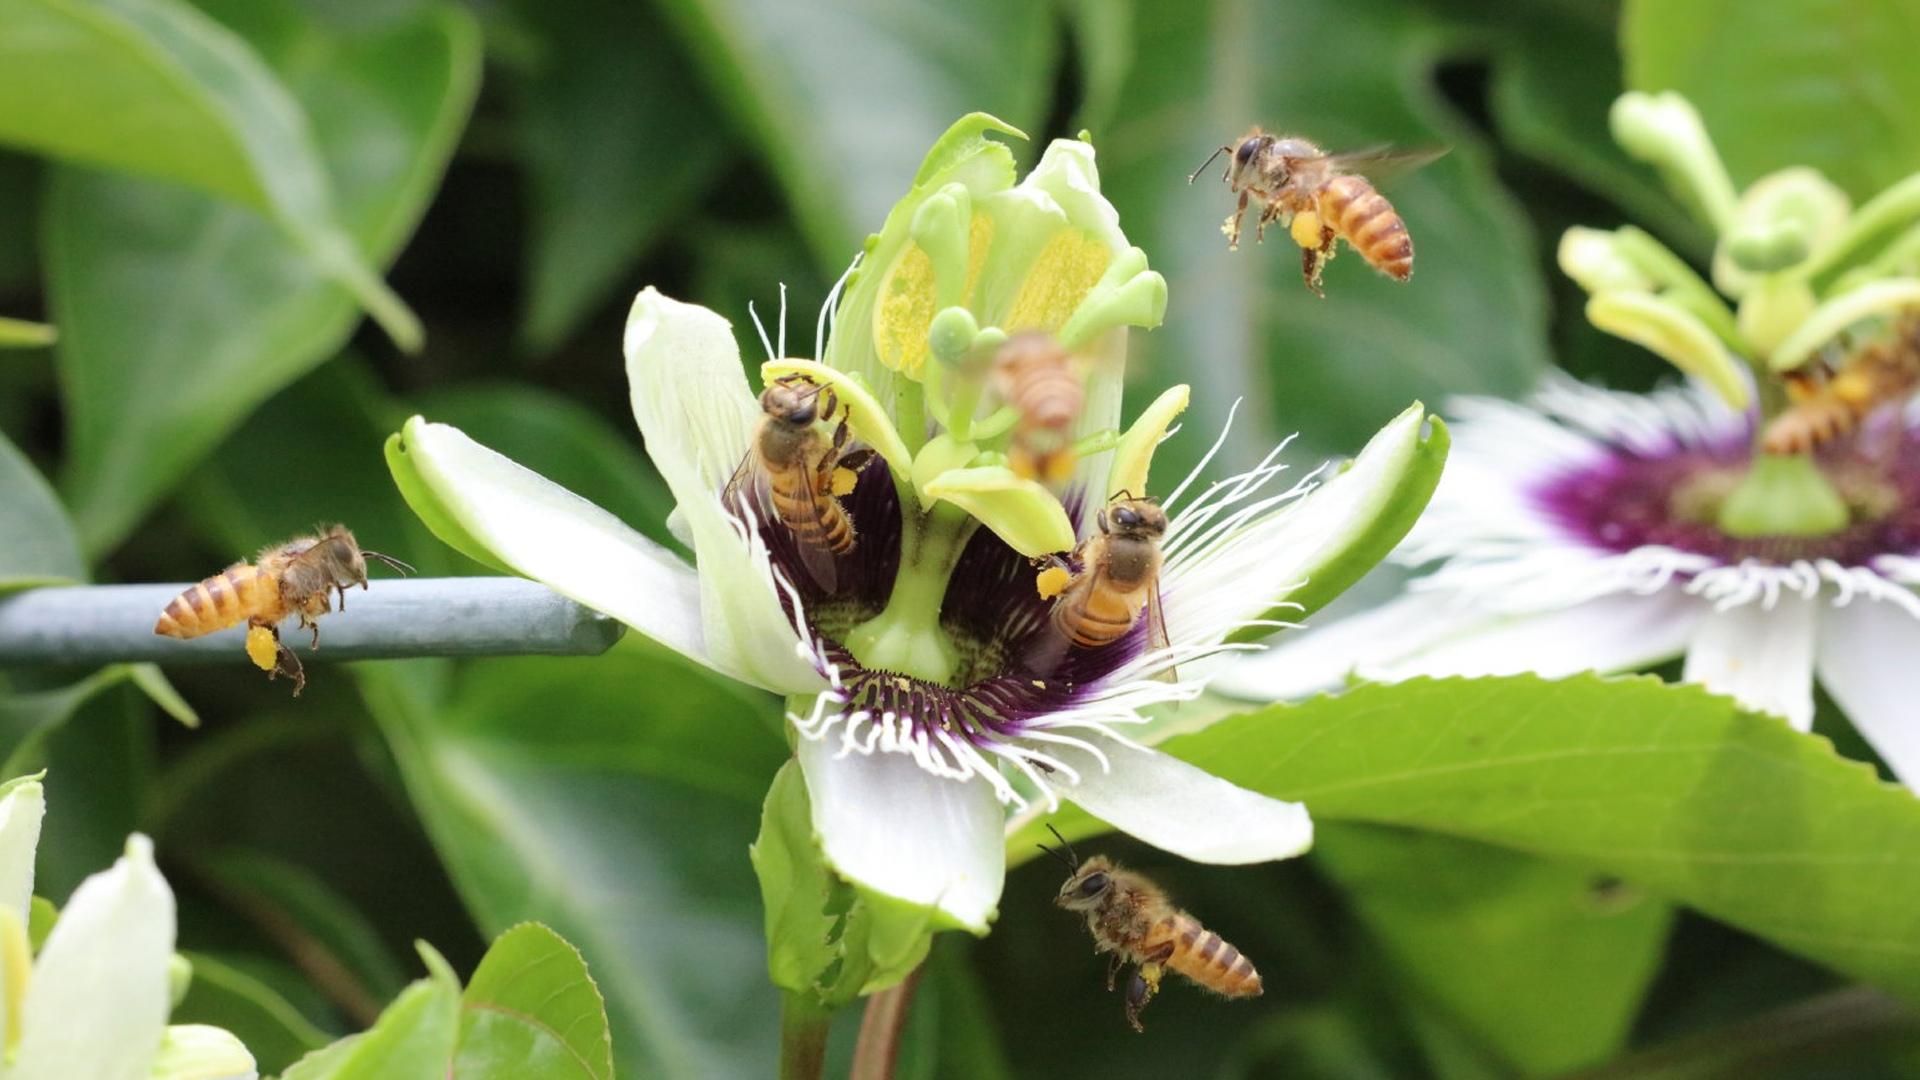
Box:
left=245, top=625, right=279, bottom=672
left=873, top=214, right=994, bottom=379
left=1004, top=228, right=1111, bottom=334
left=1290, top=209, right=1322, bottom=249
left=1035, top=565, right=1071, bottom=599
left=830, top=467, right=860, bottom=496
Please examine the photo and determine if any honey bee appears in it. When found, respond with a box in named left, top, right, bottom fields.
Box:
left=992, top=332, right=1085, bottom=485
left=723, top=374, right=875, bottom=592
left=1042, top=828, right=1263, bottom=1032
left=1044, top=495, right=1170, bottom=656
left=1191, top=128, right=1443, bottom=296
left=153, top=525, right=412, bottom=695
left=1762, top=320, right=1920, bottom=455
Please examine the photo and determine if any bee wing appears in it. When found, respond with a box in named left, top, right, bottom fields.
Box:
left=1316, top=144, right=1448, bottom=185
left=720, top=446, right=770, bottom=526
left=1144, top=578, right=1177, bottom=683
left=787, top=454, right=842, bottom=594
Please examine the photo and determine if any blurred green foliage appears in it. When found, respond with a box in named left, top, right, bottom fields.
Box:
left=4, top=0, right=1920, bottom=1076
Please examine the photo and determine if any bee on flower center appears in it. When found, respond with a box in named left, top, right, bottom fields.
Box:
left=1044, top=495, right=1171, bottom=657
left=153, top=525, right=412, bottom=695
left=1191, top=127, right=1443, bottom=296
left=1043, top=827, right=1263, bottom=1032
left=992, top=332, right=1086, bottom=486
left=1763, top=317, right=1920, bottom=456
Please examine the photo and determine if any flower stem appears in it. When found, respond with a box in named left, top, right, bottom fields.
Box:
left=850, top=966, right=926, bottom=1080
left=779, top=991, right=834, bottom=1080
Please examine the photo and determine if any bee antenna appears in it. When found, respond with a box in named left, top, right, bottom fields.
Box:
left=1187, top=145, right=1231, bottom=185
left=1043, top=823, right=1080, bottom=868
left=362, top=550, right=415, bottom=576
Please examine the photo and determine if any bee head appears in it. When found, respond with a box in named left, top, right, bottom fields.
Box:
left=1055, top=855, right=1117, bottom=911
left=1225, top=131, right=1276, bottom=188
left=762, top=379, right=820, bottom=426
left=1102, top=496, right=1167, bottom=540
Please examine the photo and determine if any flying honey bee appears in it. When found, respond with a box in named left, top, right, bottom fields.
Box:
left=1762, top=319, right=1920, bottom=455
left=1043, top=828, right=1263, bottom=1032
left=153, top=525, right=412, bottom=695
left=723, top=374, right=875, bottom=592
left=1191, top=128, right=1444, bottom=296
left=1042, top=495, right=1171, bottom=657
left=992, top=333, right=1085, bottom=485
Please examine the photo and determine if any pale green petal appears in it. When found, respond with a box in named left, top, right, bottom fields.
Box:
left=0, top=778, right=45, bottom=920
left=390, top=418, right=718, bottom=673
left=148, top=1025, right=256, bottom=1080
left=14, top=836, right=174, bottom=1080
left=1586, top=293, right=1751, bottom=409
left=795, top=737, right=1004, bottom=934
left=626, top=288, right=825, bottom=694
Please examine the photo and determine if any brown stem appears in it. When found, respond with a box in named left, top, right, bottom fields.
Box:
left=781, top=992, right=833, bottom=1080
left=850, top=967, right=927, bottom=1080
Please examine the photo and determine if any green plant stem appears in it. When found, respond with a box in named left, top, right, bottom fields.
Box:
left=1556, top=986, right=1920, bottom=1079
left=850, top=966, right=925, bottom=1080
left=843, top=504, right=973, bottom=684
left=780, top=992, right=834, bottom=1080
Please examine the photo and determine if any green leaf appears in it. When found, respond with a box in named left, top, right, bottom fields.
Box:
left=0, top=666, right=135, bottom=777
left=1100, top=0, right=1546, bottom=474
left=456, top=922, right=613, bottom=1080
left=281, top=945, right=461, bottom=1080
left=49, top=0, right=480, bottom=555
left=510, top=0, right=727, bottom=353
left=0, top=428, right=82, bottom=589
left=0, top=317, right=54, bottom=348
left=0, top=0, right=417, bottom=344
left=356, top=641, right=788, bottom=1079
left=1623, top=0, right=1920, bottom=201
left=174, top=951, right=333, bottom=1077
left=1315, top=823, right=1672, bottom=1075
left=1017, top=674, right=1920, bottom=1005
left=653, top=0, right=1057, bottom=265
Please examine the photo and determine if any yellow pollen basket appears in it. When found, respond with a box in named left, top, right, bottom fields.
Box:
left=245, top=625, right=279, bottom=672
left=830, top=466, right=861, bottom=496
left=1035, top=564, right=1071, bottom=599
left=876, top=214, right=993, bottom=378
left=1290, top=209, right=1323, bottom=250
left=1004, top=228, right=1111, bottom=334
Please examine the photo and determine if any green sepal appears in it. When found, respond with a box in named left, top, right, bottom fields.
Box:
left=923, top=466, right=1076, bottom=557
left=751, top=761, right=936, bottom=1007
left=1228, top=406, right=1448, bottom=642
left=384, top=423, right=515, bottom=575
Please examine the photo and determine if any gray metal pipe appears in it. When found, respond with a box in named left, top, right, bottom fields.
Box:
left=0, top=578, right=625, bottom=667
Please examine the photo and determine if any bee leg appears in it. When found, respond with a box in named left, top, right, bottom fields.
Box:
left=265, top=629, right=307, bottom=697
left=1227, top=192, right=1249, bottom=251
left=1301, top=245, right=1326, bottom=299
left=1254, top=200, right=1284, bottom=243
left=818, top=386, right=840, bottom=424
left=1124, top=962, right=1164, bottom=1033
left=1106, top=951, right=1126, bottom=992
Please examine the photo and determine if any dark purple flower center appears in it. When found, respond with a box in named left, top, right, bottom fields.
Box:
left=742, top=464, right=1145, bottom=743
left=1532, top=419, right=1920, bottom=565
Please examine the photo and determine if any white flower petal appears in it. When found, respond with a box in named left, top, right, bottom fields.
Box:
left=1212, top=591, right=1476, bottom=701
left=399, top=419, right=717, bottom=673
left=147, top=1025, right=257, bottom=1080
left=1817, top=600, right=1920, bottom=790
left=0, top=779, right=45, bottom=919
left=1060, top=738, right=1312, bottom=863
left=1683, top=594, right=1818, bottom=729
left=14, top=835, right=174, bottom=1080
left=1163, top=404, right=1427, bottom=648
left=796, top=736, right=1003, bottom=933
left=1372, top=589, right=1704, bottom=683
left=626, top=288, right=823, bottom=694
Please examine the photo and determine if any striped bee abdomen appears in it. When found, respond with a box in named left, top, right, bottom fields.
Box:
left=1054, top=582, right=1143, bottom=648
left=154, top=564, right=272, bottom=638
left=1166, top=914, right=1263, bottom=998
left=1320, top=174, right=1413, bottom=281
left=771, top=471, right=856, bottom=554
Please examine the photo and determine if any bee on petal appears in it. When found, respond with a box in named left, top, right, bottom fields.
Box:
left=724, top=374, right=877, bottom=594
